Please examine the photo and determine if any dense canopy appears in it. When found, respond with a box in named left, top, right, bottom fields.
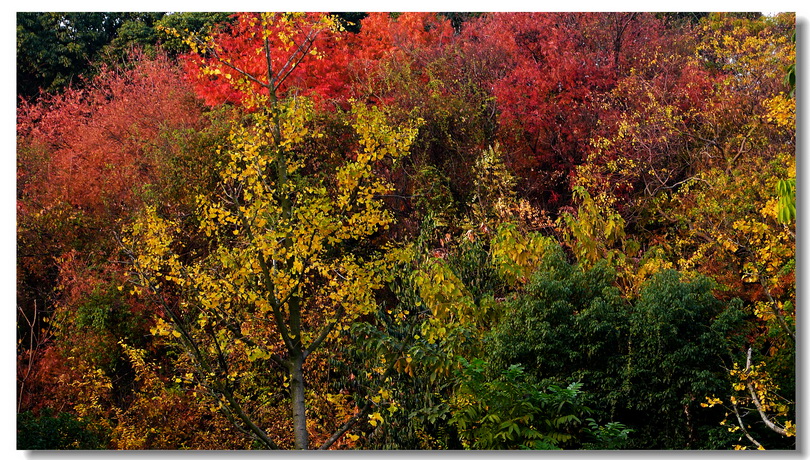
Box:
left=17, top=12, right=795, bottom=450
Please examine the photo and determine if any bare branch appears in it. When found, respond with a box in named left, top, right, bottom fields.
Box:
left=305, top=302, right=344, bottom=358
left=273, top=29, right=320, bottom=92
left=731, top=400, right=764, bottom=449
left=744, top=347, right=788, bottom=436
left=318, top=403, right=375, bottom=450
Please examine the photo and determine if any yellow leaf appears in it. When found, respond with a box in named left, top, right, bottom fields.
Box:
left=368, top=411, right=383, bottom=427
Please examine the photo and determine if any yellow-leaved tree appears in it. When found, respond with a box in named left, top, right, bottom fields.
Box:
left=121, top=13, right=420, bottom=449
left=658, top=13, right=796, bottom=449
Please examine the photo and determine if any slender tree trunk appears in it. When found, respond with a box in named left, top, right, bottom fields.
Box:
left=612, top=12, right=637, bottom=75
left=289, top=351, right=309, bottom=449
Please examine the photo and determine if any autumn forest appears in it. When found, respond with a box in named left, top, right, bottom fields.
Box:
left=16, top=12, right=795, bottom=450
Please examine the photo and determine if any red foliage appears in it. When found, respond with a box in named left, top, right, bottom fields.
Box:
left=347, top=12, right=454, bottom=80
left=182, top=13, right=353, bottom=107
left=182, top=13, right=459, bottom=110
left=467, top=14, right=611, bottom=176
left=18, top=50, right=205, bottom=219
left=460, top=13, right=675, bottom=204
left=17, top=51, right=207, bottom=417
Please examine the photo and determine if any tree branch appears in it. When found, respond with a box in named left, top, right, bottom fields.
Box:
left=731, top=399, right=764, bottom=449
left=220, top=386, right=282, bottom=449
left=274, top=31, right=319, bottom=92
left=318, top=402, right=375, bottom=450
left=758, top=280, right=795, bottom=343
left=744, top=347, right=788, bottom=436
left=305, top=302, right=345, bottom=358
left=318, top=331, right=411, bottom=450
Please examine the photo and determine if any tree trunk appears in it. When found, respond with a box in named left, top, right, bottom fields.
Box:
left=289, top=352, right=309, bottom=449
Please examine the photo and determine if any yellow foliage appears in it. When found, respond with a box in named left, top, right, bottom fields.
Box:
left=559, top=187, right=625, bottom=268
left=490, top=222, right=551, bottom=285
left=701, top=396, right=723, bottom=408
left=763, top=93, right=795, bottom=130
left=368, top=411, right=383, bottom=427
left=121, top=71, right=420, bottom=446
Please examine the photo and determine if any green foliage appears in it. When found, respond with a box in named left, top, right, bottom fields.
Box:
left=347, top=295, right=459, bottom=449
left=623, top=270, right=747, bottom=448
left=16, top=10, right=794, bottom=451
left=785, top=30, right=796, bottom=96
left=17, top=13, right=153, bottom=98
left=446, top=237, right=503, bottom=309
left=75, top=283, right=127, bottom=333
left=99, top=13, right=166, bottom=64
left=582, top=419, right=633, bottom=450
left=488, top=247, right=747, bottom=449
left=348, top=219, right=507, bottom=450
left=17, top=409, right=109, bottom=450
left=16, top=12, right=236, bottom=99
left=153, top=12, right=234, bottom=55
left=449, top=358, right=630, bottom=449
left=776, top=178, right=795, bottom=224
left=413, top=166, right=458, bottom=226
left=488, top=246, right=628, bottom=407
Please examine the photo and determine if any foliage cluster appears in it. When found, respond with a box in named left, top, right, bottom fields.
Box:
left=17, top=11, right=794, bottom=450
